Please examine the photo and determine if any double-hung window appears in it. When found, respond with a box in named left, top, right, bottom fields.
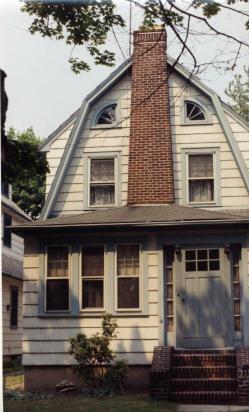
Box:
left=46, top=245, right=70, bottom=311
left=81, top=246, right=105, bottom=310
left=116, top=244, right=140, bottom=310
left=89, top=158, right=115, bottom=207
left=187, top=154, right=215, bottom=203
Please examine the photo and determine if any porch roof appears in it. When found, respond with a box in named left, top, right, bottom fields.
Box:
left=10, top=205, right=249, bottom=233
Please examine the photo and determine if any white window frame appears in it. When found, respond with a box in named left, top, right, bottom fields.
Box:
left=79, top=244, right=106, bottom=313
left=45, top=244, right=71, bottom=313
left=84, top=152, right=121, bottom=209
left=182, top=147, right=221, bottom=207
left=115, top=243, right=143, bottom=312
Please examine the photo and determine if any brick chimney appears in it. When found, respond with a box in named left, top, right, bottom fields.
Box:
left=127, top=28, right=175, bottom=204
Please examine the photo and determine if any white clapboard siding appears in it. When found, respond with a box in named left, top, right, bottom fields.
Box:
left=2, top=277, right=23, bottom=356
left=22, top=233, right=160, bottom=366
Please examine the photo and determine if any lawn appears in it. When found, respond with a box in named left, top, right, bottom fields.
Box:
left=4, top=395, right=177, bottom=412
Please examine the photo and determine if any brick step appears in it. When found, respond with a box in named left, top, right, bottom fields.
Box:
left=171, top=366, right=237, bottom=379
left=170, top=378, right=237, bottom=391
left=174, top=349, right=235, bottom=355
left=169, top=391, right=238, bottom=404
left=172, top=354, right=236, bottom=367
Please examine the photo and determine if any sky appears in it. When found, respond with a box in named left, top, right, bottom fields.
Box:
left=1, top=0, right=248, bottom=139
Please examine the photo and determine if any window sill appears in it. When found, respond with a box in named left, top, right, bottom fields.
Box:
left=38, top=311, right=149, bottom=318
left=90, top=123, right=123, bottom=130
left=181, top=120, right=213, bottom=126
left=187, top=202, right=220, bottom=208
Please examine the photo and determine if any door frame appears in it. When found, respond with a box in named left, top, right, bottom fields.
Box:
left=175, top=245, right=233, bottom=349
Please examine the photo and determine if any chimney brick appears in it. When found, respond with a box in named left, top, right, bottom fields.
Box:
left=127, top=29, right=175, bottom=204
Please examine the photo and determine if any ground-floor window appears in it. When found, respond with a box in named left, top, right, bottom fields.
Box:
left=116, top=244, right=140, bottom=310
left=81, top=245, right=105, bottom=310
left=46, top=245, right=70, bottom=311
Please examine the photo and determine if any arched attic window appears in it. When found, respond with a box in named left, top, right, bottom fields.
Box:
left=185, top=101, right=206, bottom=122
left=96, top=104, right=117, bottom=126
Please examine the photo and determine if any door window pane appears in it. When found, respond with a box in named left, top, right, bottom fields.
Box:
left=185, top=249, right=220, bottom=272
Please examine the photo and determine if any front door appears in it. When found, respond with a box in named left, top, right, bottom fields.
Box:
left=176, top=247, right=233, bottom=348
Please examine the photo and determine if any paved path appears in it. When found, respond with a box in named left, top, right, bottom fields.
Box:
left=178, top=405, right=249, bottom=412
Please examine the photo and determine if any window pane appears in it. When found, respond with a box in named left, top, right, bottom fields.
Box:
left=96, top=105, right=116, bottom=125
left=186, top=250, right=196, bottom=260
left=197, top=260, right=208, bottom=271
left=90, top=185, right=115, bottom=206
left=118, top=278, right=139, bottom=309
left=189, top=155, right=213, bottom=178
left=209, top=260, right=220, bottom=271
left=186, top=261, right=196, bottom=272
left=209, top=249, right=219, bottom=259
left=82, top=280, right=103, bottom=308
left=189, top=179, right=214, bottom=202
left=186, top=102, right=205, bottom=121
left=47, top=246, right=68, bottom=277
left=117, top=245, right=139, bottom=277
left=46, top=279, right=69, bottom=310
left=90, top=159, right=114, bottom=182
left=10, top=288, right=18, bottom=328
left=197, top=250, right=207, bottom=260
left=82, top=246, right=104, bottom=277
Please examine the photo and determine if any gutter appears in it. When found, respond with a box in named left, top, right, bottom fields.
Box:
left=10, top=218, right=249, bottom=233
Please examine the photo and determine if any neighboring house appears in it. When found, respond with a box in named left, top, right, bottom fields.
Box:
left=12, top=29, right=249, bottom=404
left=2, top=184, right=31, bottom=361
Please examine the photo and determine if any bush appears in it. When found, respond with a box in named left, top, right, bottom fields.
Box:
left=69, top=314, right=127, bottom=395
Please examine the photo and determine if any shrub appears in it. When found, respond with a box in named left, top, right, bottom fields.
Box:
left=69, top=314, right=127, bottom=395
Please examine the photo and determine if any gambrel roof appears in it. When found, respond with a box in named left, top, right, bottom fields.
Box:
left=40, top=57, right=249, bottom=220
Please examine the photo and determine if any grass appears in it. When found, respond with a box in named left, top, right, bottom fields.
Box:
left=4, top=395, right=177, bottom=412
left=3, top=372, right=24, bottom=391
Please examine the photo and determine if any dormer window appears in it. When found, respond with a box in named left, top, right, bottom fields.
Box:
left=185, top=101, right=206, bottom=121
left=96, top=104, right=117, bottom=126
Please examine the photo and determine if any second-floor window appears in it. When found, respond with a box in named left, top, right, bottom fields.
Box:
left=187, top=154, right=214, bottom=203
left=89, top=158, right=115, bottom=206
left=3, top=213, right=12, bottom=248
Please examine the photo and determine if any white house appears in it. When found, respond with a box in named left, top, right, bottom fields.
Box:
left=2, top=184, right=31, bottom=361
left=12, top=28, right=249, bottom=404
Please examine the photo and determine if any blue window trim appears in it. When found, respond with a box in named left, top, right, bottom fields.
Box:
left=83, top=151, right=122, bottom=210
left=38, top=236, right=149, bottom=318
left=181, top=147, right=221, bottom=208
